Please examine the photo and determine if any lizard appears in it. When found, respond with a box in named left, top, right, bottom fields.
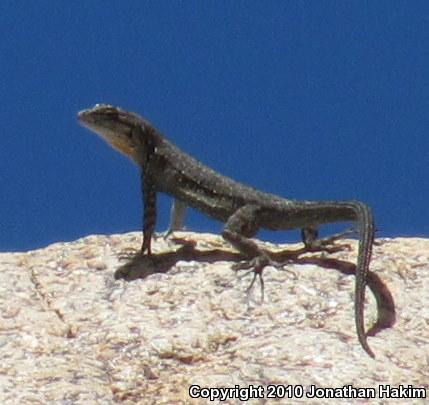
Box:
left=78, top=103, right=376, bottom=358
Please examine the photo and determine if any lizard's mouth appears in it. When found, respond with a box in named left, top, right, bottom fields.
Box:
left=78, top=106, right=118, bottom=138
left=77, top=108, right=106, bottom=126
left=77, top=109, right=98, bottom=128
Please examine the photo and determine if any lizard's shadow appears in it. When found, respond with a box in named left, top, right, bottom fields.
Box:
left=114, top=238, right=395, bottom=337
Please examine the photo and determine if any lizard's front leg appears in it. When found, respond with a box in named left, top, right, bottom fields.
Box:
left=141, top=172, right=157, bottom=255
left=222, top=205, right=273, bottom=297
left=163, top=199, right=187, bottom=239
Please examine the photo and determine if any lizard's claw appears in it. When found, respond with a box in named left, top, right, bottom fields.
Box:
left=232, top=255, right=273, bottom=302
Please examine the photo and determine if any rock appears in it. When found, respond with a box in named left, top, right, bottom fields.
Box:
left=0, top=232, right=427, bottom=404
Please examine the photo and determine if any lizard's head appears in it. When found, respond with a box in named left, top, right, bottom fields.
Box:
left=78, top=104, right=150, bottom=164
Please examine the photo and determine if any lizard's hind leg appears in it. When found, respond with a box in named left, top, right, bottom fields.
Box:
left=222, top=205, right=276, bottom=301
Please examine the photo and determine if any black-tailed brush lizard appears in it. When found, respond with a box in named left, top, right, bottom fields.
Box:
left=78, top=104, right=376, bottom=358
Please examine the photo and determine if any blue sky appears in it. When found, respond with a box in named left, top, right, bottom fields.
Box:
left=1, top=2, right=428, bottom=252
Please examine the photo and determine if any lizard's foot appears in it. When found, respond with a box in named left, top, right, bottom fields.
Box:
left=151, top=229, right=174, bottom=241
left=232, top=255, right=277, bottom=302
left=161, top=228, right=174, bottom=240
left=302, top=227, right=355, bottom=254
left=160, top=227, right=187, bottom=241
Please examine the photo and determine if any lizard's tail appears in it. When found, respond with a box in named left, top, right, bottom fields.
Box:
left=349, top=200, right=375, bottom=358
left=278, top=198, right=377, bottom=356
